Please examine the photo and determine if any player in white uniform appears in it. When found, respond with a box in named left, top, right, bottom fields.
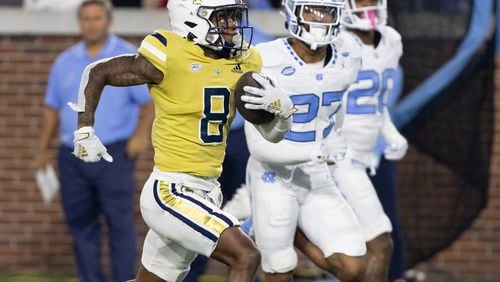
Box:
left=244, top=0, right=367, bottom=280
left=330, top=0, right=408, bottom=280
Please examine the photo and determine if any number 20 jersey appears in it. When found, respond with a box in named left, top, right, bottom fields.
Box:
left=138, top=30, right=262, bottom=177
left=340, top=26, right=403, bottom=164
left=255, top=35, right=361, bottom=153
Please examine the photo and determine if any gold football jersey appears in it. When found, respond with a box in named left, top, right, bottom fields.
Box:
left=138, top=30, right=262, bottom=177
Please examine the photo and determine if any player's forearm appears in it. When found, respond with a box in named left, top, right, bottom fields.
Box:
left=78, top=68, right=104, bottom=127
left=254, top=116, right=291, bottom=143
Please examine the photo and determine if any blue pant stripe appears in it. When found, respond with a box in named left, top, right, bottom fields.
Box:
left=152, top=180, right=218, bottom=242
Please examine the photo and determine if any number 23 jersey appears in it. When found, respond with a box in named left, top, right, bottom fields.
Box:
left=138, top=30, right=262, bottom=177
left=254, top=36, right=361, bottom=155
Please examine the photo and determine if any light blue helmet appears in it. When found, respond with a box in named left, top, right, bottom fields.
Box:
left=283, top=0, right=345, bottom=50
left=342, top=0, right=387, bottom=31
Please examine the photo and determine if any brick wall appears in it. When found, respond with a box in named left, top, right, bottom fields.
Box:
left=0, top=35, right=149, bottom=276
left=408, top=55, right=500, bottom=280
left=0, top=34, right=499, bottom=279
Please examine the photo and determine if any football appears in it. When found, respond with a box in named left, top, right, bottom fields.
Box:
left=234, top=71, right=275, bottom=125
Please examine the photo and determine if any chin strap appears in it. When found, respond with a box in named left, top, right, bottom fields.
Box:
left=300, top=24, right=331, bottom=51
left=220, top=42, right=236, bottom=59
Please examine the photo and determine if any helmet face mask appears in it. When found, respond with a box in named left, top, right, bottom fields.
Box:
left=168, top=0, right=253, bottom=57
left=283, top=0, right=345, bottom=50
left=342, top=0, right=387, bottom=31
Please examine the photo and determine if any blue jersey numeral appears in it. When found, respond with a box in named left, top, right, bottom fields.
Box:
left=200, top=87, right=230, bottom=144
left=346, top=69, right=396, bottom=115
left=285, top=91, right=344, bottom=142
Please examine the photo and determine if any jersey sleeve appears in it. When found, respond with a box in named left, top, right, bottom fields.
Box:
left=255, top=40, right=285, bottom=69
left=337, top=31, right=363, bottom=85
left=384, top=26, right=403, bottom=61
left=138, top=29, right=170, bottom=86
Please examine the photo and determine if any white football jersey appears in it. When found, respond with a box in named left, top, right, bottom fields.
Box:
left=249, top=35, right=361, bottom=161
left=341, top=26, right=403, bottom=165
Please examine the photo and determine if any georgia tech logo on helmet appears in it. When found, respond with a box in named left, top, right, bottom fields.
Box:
left=193, top=0, right=202, bottom=5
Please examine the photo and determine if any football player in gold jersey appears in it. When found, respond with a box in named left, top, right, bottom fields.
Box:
left=68, top=0, right=296, bottom=281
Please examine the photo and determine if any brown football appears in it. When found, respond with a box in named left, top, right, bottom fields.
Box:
left=234, top=71, right=275, bottom=125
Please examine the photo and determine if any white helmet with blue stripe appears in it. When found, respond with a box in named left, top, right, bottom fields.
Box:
left=342, top=0, right=387, bottom=31
left=283, top=0, right=345, bottom=50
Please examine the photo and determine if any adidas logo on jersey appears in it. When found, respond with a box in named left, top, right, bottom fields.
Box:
left=231, top=64, right=243, bottom=73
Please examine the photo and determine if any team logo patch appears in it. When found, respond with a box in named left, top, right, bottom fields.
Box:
left=261, top=171, right=276, bottom=183
left=281, top=66, right=296, bottom=76
left=316, top=74, right=323, bottom=81
left=189, top=63, right=202, bottom=72
left=231, top=64, right=243, bottom=73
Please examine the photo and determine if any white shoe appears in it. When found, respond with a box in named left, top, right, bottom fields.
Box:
left=223, top=184, right=251, bottom=221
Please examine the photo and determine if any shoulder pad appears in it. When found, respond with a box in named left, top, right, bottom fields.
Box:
left=379, top=26, right=403, bottom=57
left=380, top=26, right=402, bottom=44
left=335, top=31, right=363, bottom=64
left=255, top=39, right=286, bottom=68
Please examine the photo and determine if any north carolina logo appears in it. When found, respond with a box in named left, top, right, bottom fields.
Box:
left=189, top=63, right=201, bottom=72
left=281, top=66, right=295, bottom=76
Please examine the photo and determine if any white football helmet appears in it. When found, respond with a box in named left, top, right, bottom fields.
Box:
left=342, top=0, right=387, bottom=31
left=283, top=0, right=345, bottom=50
left=167, top=0, right=252, bottom=56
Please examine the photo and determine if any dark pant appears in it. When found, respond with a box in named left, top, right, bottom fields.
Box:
left=58, top=141, right=137, bottom=282
left=370, top=158, right=406, bottom=281
left=220, top=128, right=250, bottom=204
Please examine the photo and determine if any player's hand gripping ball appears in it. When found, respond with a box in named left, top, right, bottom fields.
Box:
left=234, top=71, right=276, bottom=125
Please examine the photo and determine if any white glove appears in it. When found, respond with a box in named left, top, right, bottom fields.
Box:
left=384, top=133, right=408, bottom=160
left=73, top=126, right=113, bottom=163
left=241, top=73, right=297, bottom=119
left=322, top=129, right=347, bottom=163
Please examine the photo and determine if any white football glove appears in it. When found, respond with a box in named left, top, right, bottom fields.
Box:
left=322, top=129, right=347, bottom=163
left=384, top=133, right=408, bottom=160
left=241, top=73, right=297, bottom=119
left=73, top=126, right=113, bottom=163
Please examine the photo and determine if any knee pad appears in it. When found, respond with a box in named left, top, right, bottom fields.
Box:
left=261, top=246, right=297, bottom=274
